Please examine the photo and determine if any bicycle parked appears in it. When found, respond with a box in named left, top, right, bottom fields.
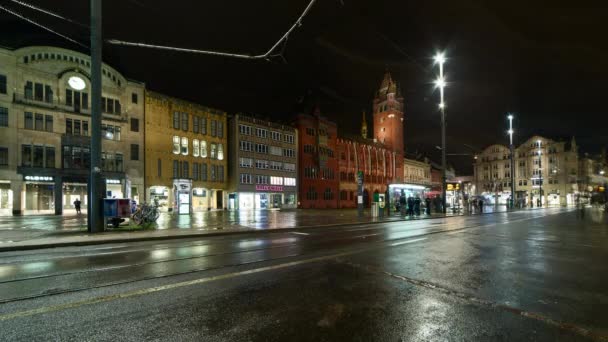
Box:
left=131, top=202, right=160, bottom=225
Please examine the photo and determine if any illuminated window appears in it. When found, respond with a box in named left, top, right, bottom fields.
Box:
left=271, top=176, right=283, bottom=185
left=201, top=141, right=208, bottom=158
left=217, top=143, right=224, bottom=160
left=284, top=177, right=296, bottom=186
left=193, top=139, right=200, bottom=157
left=210, top=143, right=217, bottom=159
left=181, top=137, right=188, bottom=155
left=172, top=136, right=180, bottom=154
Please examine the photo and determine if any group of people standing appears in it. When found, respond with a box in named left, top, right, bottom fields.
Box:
left=397, top=191, right=443, bottom=217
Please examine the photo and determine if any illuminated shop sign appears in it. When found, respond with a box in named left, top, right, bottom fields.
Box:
left=24, top=176, right=53, bottom=182
left=106, top=179, right=121, bottom=184
left=255, top=185, right=283, bottom=192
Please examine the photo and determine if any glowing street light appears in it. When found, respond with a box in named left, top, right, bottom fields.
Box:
left=507, top=113, right=515, bottom=209
left=433, top=51, right=447, bottom=214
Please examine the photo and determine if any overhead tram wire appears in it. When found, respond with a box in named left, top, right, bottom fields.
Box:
left=0, top=4, right=88, bottom=49
left=8, top=0, right=88, bottom=28
left=106, top=0, right=318, bottom=60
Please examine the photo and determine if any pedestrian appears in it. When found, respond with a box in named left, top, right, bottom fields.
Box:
left=414, top=196, right=421, bottom=216
left=73, top=199, right=81, bottom=214
left=407, top=196, right=414, bottom=216
left=478, top=198, right=484, bottom=213
left=399, top=193, right=406, bottom=217
left=425, top=197, right=431, bottom=215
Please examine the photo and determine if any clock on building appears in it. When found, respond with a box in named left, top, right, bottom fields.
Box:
left=68, top=76, right=86, bottom=90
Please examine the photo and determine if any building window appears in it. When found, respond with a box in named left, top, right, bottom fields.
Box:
left=210, top=143, right=217, bottom=159
left=283, top=134, right=295, bottom=144
left=201, top=163, right=208, bottom=181
left=239, top=157, right=253, bottom=168
left=21, top=145, right=32, bottom=167
left=270, top=131, right=281, bottom=141
left=0, top=147, right=7, bottom=166
left=256, top=143, right=268, bottom=154
left=324, top=188, right=333, bottom=200
left=101, top=124, right=121, bottom=140
left=0, top=107, right=8, bottom=127
left=181, top=112, right=189, bottom=131
left=306, top=128, right=315, bottom=136
left=193, top=139, right=200, bottom=157
left=284, top=177, right=296, bottom=186
left=45, top=115, right=53, bottom=132
left=255, top=159, right=268, bottom=169
left=193, top=163, right=199, bottom=181
left=218, top=165, right=224, bottom=182
left=270, top=161, right=282, bottom=171
left=304, top=145, right=315, bottom=154
left=240, top=141, right=253, bottom=152
left=24, top=81, right=33, bottom=99
left=182, top=161, right=189, bottom=178
left=157, top=158, right=162, bottom=177
left=45, top=146, right=55, bottom=168
left=193, top=116, right=199, bottom=133
left=210, top=120, right=217, bottom=137
left=256, top=175, right=269, bottom=184
left=239, top=124, right=251, bottom=135
left=181, top=137, right=188, bottom=155
left=270, top=146, right=282, bottom=156
left=24, top=112, right=33, bottom=129
left=211, top=165, right=216, bottom=181
left=173, top=111, right=180, bottom=129
left=0, top=74, right=6, bottom=94
left=217, top=144, right=224, bottom=160
left=271, top=176, right=283, bottom=185
left=130, top=118, right=139, bottom=132
left=306, top=186, right=317, bottom=200
left=201, top=140, right=208, bottom=158
left=282, top=148, right=295, bottom=158
left=256, top=128, right=267, bottom=138
left=217, top=121, right=223, bottom=138
left=200, top=118, right=207, bottom=135
left=173, top=136, right=180, bottom=154
left=34, top=113, right=43, bottom=131
left=173, top=160, right=179, bottom=178
left=32, top=145, right=44, bottom=167
left=283, top=163, right=296, bottom=172
left=240, top=173, right=252, bottom=184
left=131, top=93, right=138, bottom=104
left=130, top=144, right=139, bottom=160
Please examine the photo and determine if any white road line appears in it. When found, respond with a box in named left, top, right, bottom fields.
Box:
left=389, top=237, right=427, bottom=246
left=291, top=232, right=310, bottom=236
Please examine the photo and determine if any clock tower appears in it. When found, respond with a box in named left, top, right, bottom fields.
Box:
left=372, top=71, right=404, bottom=156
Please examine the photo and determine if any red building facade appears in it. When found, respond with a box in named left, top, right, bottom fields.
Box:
left=296, top=71, right=405, bottom=208
left=295, top=109, right=339, bottom=208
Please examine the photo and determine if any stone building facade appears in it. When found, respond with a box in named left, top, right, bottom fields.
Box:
left=144, top=91, right=228, bottom=212
left=0, top=46, right=144, bottom=216
left=474, top=135, right=579, bottom=206
left=227, top=114, right=298, bottom=210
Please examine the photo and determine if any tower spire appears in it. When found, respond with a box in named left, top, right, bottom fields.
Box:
left=361, top=110, right=368, bottom=139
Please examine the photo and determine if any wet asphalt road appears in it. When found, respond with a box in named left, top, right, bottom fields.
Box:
left=0, top=208, right=607, bottom=341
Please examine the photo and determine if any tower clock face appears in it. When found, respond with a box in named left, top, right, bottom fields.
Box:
left=68, top=76, right=86, bottom=90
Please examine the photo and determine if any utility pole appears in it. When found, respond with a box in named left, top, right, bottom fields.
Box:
left=88, top=0, right=103, bottom=232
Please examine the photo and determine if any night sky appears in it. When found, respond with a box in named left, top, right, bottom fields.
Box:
left=2, top=0, right=607, bottom=173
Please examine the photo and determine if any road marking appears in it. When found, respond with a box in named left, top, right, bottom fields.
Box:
left=389, top=237, right=427, bottom=246
left=355, top=233, right=381, bottom=239
left=340, top=260, right=608, bottom=342
left=291, top=232, right=310, bottom=236
left=0, top=210, right=567, bottom=321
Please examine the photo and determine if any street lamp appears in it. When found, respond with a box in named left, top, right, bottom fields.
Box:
left=507, top=114, right=516, bottom=209
left=537, top=139, right=543, bottom=207
left=434, top=51, right=447, bottom=214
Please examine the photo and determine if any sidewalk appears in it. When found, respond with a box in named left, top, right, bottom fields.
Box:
left=0, top=206, right=517, bottom=252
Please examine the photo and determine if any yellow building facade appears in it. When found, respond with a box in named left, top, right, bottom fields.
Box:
left=144, top=91, right=227, bottom=213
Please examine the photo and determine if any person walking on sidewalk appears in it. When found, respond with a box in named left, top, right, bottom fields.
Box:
left=407, top=196, right=414, bottom=216
left=73, top=199, right=82, bottom=214
left=478, top=198, right=484, bottom=213
left=399, top=191, right=406, bottom=217
left=414, top=196, right=421, bottom=216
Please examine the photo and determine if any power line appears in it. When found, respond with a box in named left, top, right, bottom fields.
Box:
left=107, top=0, right=318, bottom=60
left=0, top=4, right=88, bottom=49
left=8, top=0, right=88, bottom=28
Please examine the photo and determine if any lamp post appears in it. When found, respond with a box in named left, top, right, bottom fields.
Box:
left=434, top=52, right=447, bottom=214
left=507, top=114, right=516, bottom=209
left=537, top=139, right=543, bottom=207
